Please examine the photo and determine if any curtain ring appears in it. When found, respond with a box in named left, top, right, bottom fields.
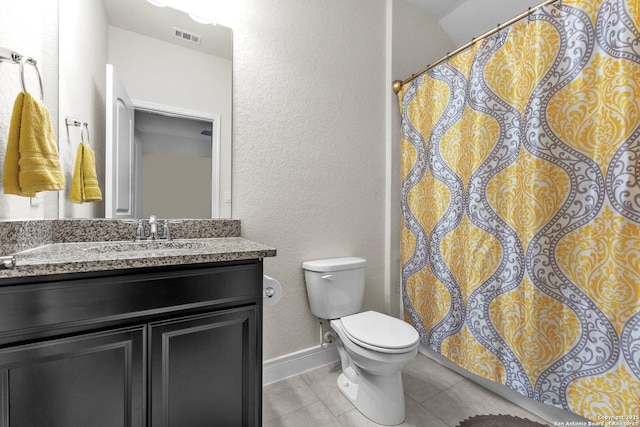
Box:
left=528, top=7, right=533, bottom=22
left=19, top=57, right=44, bottom=102
left=81, top=123, right=90, bottom=146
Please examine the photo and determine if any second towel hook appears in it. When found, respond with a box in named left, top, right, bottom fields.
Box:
left=81, top=123, right=90, bottom=145
left=65, top=117, right=91, bottom=146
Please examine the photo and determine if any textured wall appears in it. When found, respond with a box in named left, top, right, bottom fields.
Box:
left=231, top=0, right=387, bottom=359
left=230, top=0, right=453, bottom=361
left=0, top=0, right=59, bottom=219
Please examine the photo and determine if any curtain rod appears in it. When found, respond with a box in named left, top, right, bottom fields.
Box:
left=392, top=0, right=560, bottom=94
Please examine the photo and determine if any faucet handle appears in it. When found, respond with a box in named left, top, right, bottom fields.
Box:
left=162, top=219, right=184, bottom=240
left=160, top=219, right=183, bottom=241
left=123, top=219, right=145, bottom=241
left=161, top=220, right=172, bottom=241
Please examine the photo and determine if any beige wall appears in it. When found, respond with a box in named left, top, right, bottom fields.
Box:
left=232, top=0, right=387, bottom=360
left=230, top=0, right=453, bottom=360
left=0, top=0, right=59, bottom=219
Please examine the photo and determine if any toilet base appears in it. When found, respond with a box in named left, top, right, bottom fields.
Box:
left=337, top=369, right=406, bottom=426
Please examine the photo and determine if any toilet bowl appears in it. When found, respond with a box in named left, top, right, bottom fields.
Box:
left=331, top=311, right=419, bottom=425
left=302, top=257, right=419, bottom=426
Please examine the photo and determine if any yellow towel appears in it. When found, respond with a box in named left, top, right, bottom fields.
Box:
left=3, top=93, right=35, bottom=197
left=3, top=92, right=64, bottom=196
left=70, top=143, right=102, bottom=203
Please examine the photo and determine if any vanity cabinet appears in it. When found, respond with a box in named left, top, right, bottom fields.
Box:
left=0, top=260, right=263, bottom=427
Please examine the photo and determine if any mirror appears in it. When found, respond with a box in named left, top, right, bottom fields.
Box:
left=0, top=0, right=232, bottom=220
left=62, top=0, right=233, bottom=219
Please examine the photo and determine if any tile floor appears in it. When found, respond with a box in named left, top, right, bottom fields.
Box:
left=263, top=353, right=550, bottom=427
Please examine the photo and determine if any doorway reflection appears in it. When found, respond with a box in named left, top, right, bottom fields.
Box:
left=135, top=110, right=215, bottom=218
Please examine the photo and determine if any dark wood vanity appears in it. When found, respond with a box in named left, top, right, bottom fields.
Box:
left=0, top=259, right=264, bottom=427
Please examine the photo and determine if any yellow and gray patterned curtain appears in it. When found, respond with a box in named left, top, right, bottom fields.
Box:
left=399, top=0, right=640, bottom=420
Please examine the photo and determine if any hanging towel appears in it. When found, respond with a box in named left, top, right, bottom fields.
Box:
left=2, top=93, right=35, bottom=197
left=70, top=143, right=102, bottom=203
left=3, top=92, right=64, bottom=196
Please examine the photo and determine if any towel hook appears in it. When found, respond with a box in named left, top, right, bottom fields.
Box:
left=19, top=57, right=44, bottom=102
left=81, top=123, right=90, bottom=146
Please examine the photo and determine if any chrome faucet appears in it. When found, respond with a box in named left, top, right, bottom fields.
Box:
left=148, top=215, right=159, bottom=240
left=126, top=214, right=175, bottom=241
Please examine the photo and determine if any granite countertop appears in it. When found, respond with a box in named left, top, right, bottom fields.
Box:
left=0, top=237, right=277, bottom=279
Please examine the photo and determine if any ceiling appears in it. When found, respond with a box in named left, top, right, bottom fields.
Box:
left=102, top=0, right=232, bottom=59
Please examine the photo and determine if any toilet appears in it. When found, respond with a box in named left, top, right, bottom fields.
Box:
left=302, top=257, right=419, bottom=426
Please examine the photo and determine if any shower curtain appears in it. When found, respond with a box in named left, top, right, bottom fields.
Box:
left=399, top=0, right=640, bottom=420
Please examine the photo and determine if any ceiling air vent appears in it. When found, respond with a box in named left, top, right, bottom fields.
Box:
left=172, top=27, right=202, bottom=45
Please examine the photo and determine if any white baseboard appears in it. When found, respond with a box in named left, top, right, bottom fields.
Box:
left=418, top=345, right=591, bottom=424
left=263, top=345, right=340, bottom=385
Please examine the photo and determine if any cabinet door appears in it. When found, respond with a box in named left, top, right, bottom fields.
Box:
left=0, top=326, right=145, bottom=427
left=149, top=306, right=259, bottom=427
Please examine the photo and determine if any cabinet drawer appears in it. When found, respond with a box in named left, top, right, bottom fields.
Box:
left=0, top=262, right=260, bottom=344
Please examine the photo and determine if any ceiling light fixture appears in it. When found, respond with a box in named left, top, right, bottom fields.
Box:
left=146, top=0, right=166, bottom=7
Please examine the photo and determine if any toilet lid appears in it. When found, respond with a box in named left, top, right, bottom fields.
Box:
left=340, top=311, right=419, bottom=351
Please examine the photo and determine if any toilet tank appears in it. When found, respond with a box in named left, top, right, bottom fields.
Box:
left=302, top=257, right=367, bottom=319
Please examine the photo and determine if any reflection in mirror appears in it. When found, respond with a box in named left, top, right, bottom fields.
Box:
left=58, top=0, right=232, bottom=219
left=137, top=110, right=214, bottom=219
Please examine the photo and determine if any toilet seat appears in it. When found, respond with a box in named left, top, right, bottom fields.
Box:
left=339, top=311, right=419, bottom=354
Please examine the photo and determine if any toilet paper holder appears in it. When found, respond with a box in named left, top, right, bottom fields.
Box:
left=262, top=275, right=282, bottom=306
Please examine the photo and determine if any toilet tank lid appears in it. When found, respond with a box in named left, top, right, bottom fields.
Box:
left=302, top=257, right=367, bottom=272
